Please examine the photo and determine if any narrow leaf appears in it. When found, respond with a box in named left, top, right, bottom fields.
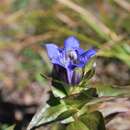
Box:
left=37, top=104, right=67, bottom=126
left=66, top=120, right=90, bottom=130
left=56, top=109, right=78, bottom=120
left=27, top=104, right=67, bottom=130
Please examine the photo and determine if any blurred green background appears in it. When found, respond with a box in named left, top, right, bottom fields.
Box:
left=0, top=0, right=130, bottom=130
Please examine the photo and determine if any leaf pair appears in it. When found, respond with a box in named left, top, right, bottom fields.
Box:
left=27, top=88, right=101, bottom=130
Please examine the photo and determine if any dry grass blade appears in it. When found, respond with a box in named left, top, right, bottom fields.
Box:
left=0, top=32, right=53, bottom=52
left=114, top=0, right=130, bottom=12
left=56, top=12, right=78, bottom=27
left=0, top=10, right=25, bottom=25
left=56, top=0, right=119, bottom=41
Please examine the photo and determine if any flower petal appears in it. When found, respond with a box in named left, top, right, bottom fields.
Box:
left=64, top=36, right=80, bottom=51
left=71, top=68, right=83, bottom=85
left=76, top=48, right=84, bottom=55
left=71, top=63, right=84, bottom=68
left=45, top=44, right=59, bottom=60
left=81, top=49, right=96, bottom=58
left=66, top=68, right=73, bottom=84
left=52, top=64, right=68, bottom=83
left=79, top=49, right=96, bottom=66
left=51, top=58, right=61, bottom=65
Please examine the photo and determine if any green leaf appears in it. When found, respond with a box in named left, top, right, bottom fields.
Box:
left=5, top=125, right=15, bottom=130
left=63, top=88, right=97, bottom=109
left=52, top=86, right=67, bottom=98
left=81, top=88, right=98, bottom=97
left=40, top=73, right=68, bottom=98
left=27, top=103, right=68, bottom=129
left=51, top=123, right=66, bottom=130
left=84, top=68, right=95, bottom=81
left=79, top=57, right=96, bottom=87
left=79, top=111, right=106, bottom=130
left=47, top=92, right=61, bottom=106
left=61, top=117, right=74, bottom=124
left=66, top=120, right=90, bottom=130
left=84, top=57, right=96, bottom=74
left=37, top=104, right=67, bottom=126
left=27, top=104, right=50, bottom=130
left=56, top=109, right=78, bottom=120
left=77, top=96, right=115, bottom=116
left=95, top=84, right=127, bottom=97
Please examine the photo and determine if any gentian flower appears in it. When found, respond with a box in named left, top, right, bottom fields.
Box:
left=45, top=36, right=96, bottom=85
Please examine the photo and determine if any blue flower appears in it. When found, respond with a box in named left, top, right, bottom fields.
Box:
left=45, top=36, right=96, bottom=85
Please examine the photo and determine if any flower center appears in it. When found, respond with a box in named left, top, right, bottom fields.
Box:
left=67, top=50, right=78, bottom=61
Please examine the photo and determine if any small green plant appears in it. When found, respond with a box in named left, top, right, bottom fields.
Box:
left=27, top=36, right=126, bottom=130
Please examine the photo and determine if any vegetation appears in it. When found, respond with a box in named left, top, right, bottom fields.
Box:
left=0, top=0, right=130, bottom=130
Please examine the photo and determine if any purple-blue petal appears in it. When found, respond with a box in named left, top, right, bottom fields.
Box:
left=66, top=68, right=73, bottom=84
left=69, top=63, right=84, bottom=69
left=51, top=58, right=61, bottom=66
left=71, top=69, right=82, bottom=85
left=81, top=49, right=96, bottom=58
left=76, top=48, right=85, bottom=55
left=45, top=44, right=59, bottom=60
left=52, top=64, right=68, bottom=83
left=79, top=49, right=96, bottom=66
left=64, top=36, right=80, bottom=51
